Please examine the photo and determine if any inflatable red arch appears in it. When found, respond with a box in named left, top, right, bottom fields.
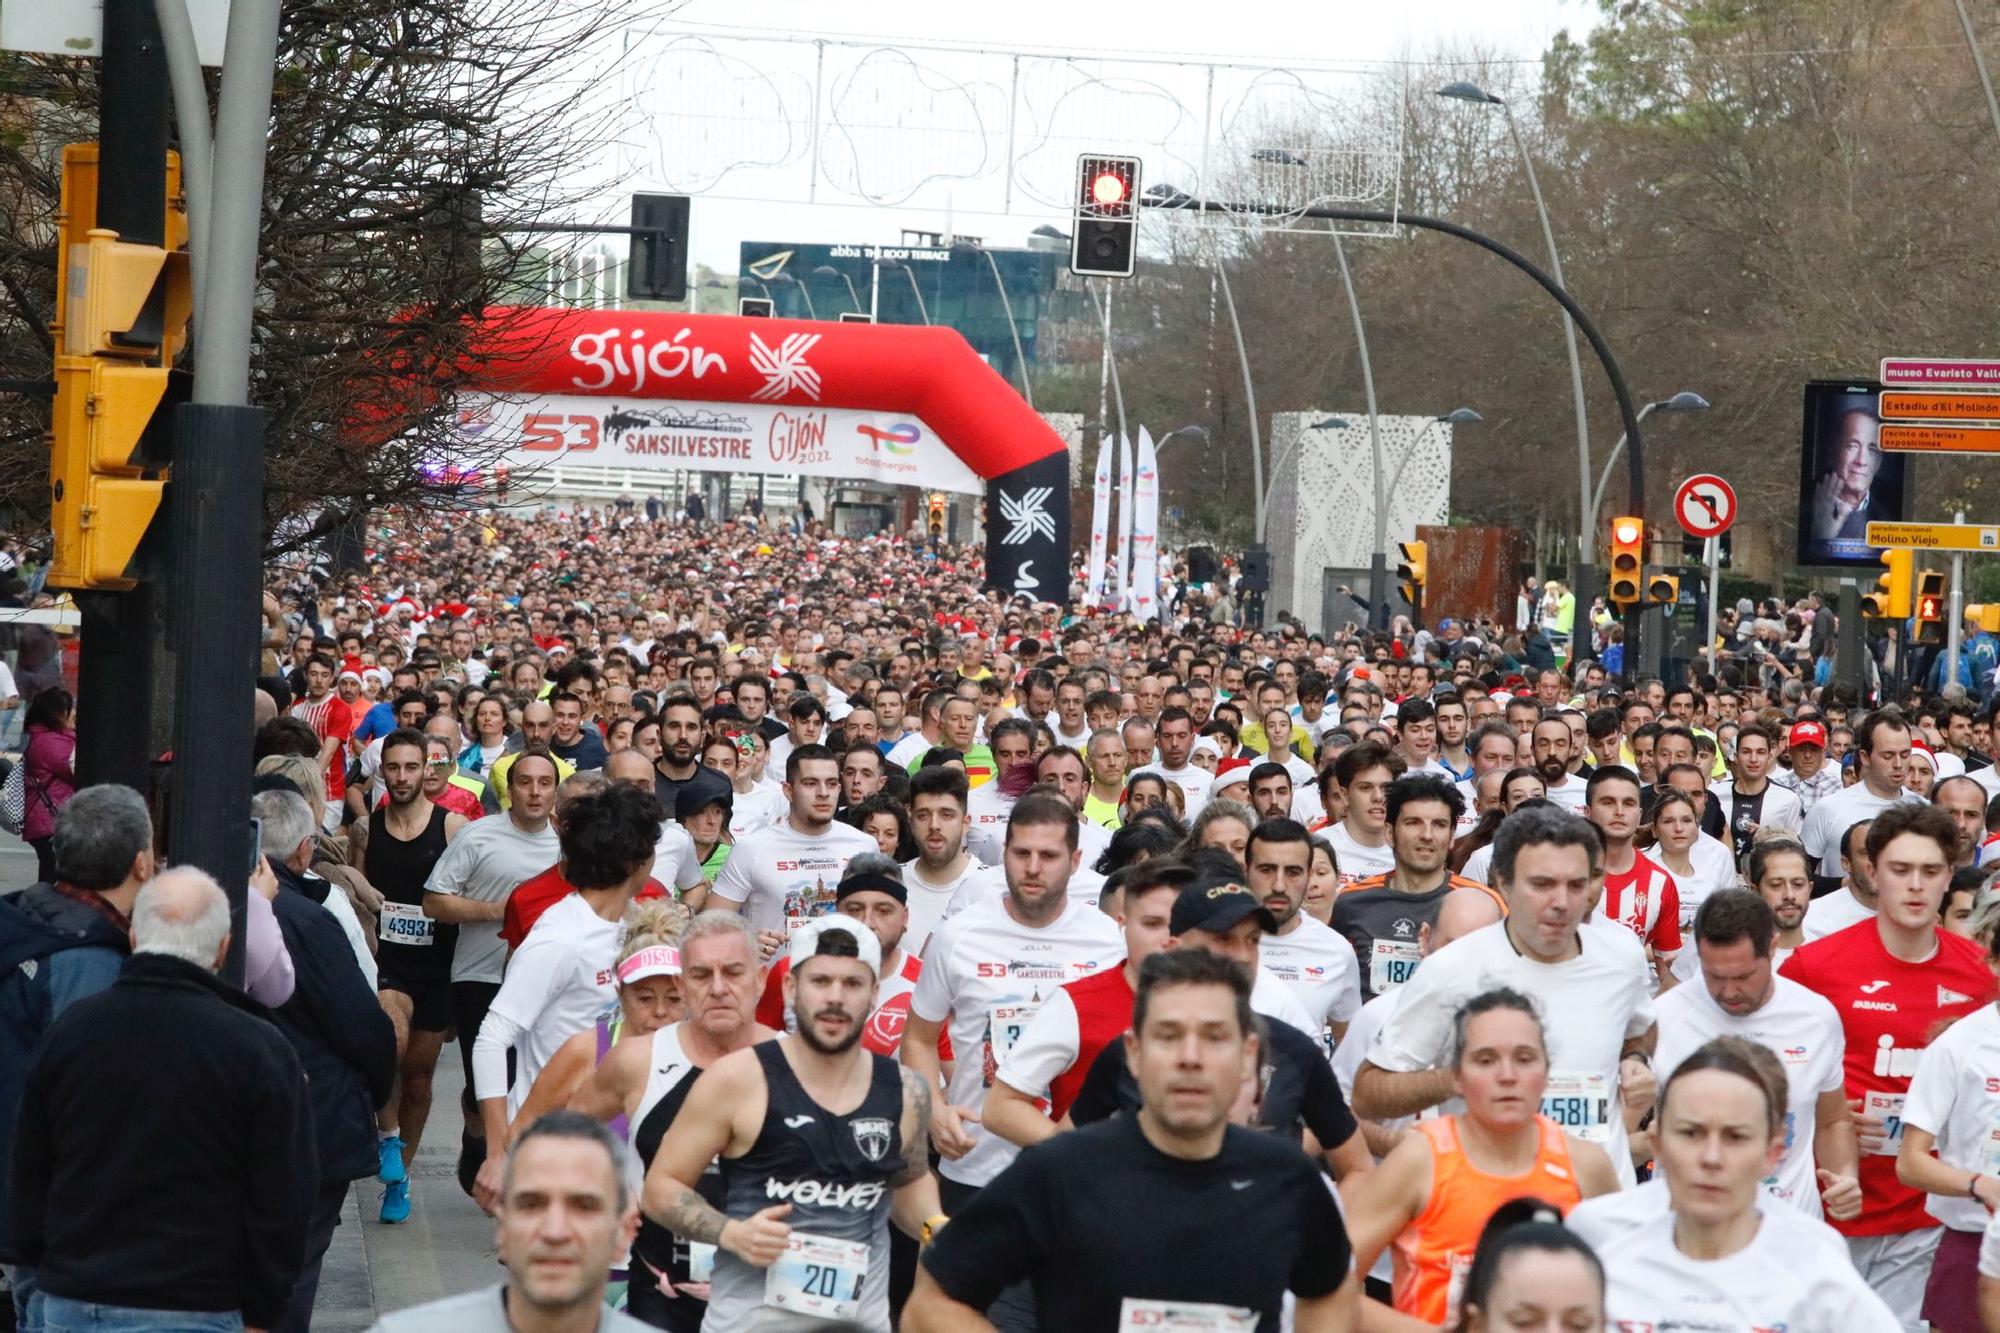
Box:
left=458, top=306, right=1071, bottom=597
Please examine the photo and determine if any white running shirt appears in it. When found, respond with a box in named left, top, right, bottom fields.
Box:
left=708, top=817, right=877, bottom=934
left=909, top=893, right=1123, bottom=1187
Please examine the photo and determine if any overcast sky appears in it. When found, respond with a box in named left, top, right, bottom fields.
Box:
left=617, top=1, right=1598, bottom=273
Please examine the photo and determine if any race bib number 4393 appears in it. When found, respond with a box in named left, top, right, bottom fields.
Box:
left=378, top=901, right=434, bottom=946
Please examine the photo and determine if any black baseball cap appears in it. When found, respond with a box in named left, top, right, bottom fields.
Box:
left=1170, top=872, right=1278, bottom=937
left=674, top=770, right=733, bottom=821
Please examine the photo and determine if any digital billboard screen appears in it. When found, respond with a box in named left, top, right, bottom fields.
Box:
left=1796, top=379, right=1909, bottom=568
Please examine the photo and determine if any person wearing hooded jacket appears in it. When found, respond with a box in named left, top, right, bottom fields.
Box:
left=253, top=787, right=396, bottom=1333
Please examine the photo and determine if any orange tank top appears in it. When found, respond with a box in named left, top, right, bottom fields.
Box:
left=1390, top=1114, right=1583, bottom=1325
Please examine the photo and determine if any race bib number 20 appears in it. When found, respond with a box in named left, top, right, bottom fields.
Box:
left=765, top=1232, right=869, bottom=1320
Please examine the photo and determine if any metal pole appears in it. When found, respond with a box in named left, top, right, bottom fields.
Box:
left=168, top=0, right=279, bottom=987
left=193, top=0, right=277, bottom=407
left=1213, top=255, right=1265, bottom=542
left=1836, top=580, right=1864, bottom=695
left=1331, top=232, right=1388, bottom=627
left=900, top=265, right=930, bottom=325
left=837, top=273, right=862, bottom=314
left=1086, top=284, right=1129, bottom=445
left=1951, top=0, right=2000, bottom=149
left=77, top=0, right=167, bottom=795
left=981, top=249, right=1033, bottom=408
left=1503, top=106, right=1594, bottom=605
left=1145, top=195, right=1651, bottom=671
left=1705, top=535, right=1721, bottom=678
left=867, top=260, right=879, bottom=322
left=1949, top=507, right=1966, bottom=691
left=1590, top=401, right=1661, bottom=531
left=152, top=0, right=211, bottom=316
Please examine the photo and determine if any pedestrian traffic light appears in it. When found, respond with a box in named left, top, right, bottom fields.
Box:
left=1070, top=154, right=1141, bottom=278
left=1397, top=540, right=1428, bottom=610
left=1607, top=516, right=1645, bottom=605
left=926, top=492, right=946, bottom=543
left=1863, top=547, right=1914, bottom=619
left=47, top=144, right=189, bottom=591
left=1916, top=569, right=1947, bottom=644
left=1646, top=572, right=1679, bottom=605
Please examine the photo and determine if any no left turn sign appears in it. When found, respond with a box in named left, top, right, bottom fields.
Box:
left=1674, top=474, right=1736, bottom=539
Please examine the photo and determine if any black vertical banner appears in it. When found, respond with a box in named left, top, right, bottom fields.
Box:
left=985, top=452, right=1070, bottom=599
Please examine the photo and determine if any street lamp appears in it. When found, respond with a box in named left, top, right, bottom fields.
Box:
left=1436, top=80, right=1595, bottom=607
left=877, top=258, right=931, bottom=325
left=957, top=241, right=1034, bottom=408
left=1155, top=424, right=1211, bottom=455
left=768, top=272, right=815, bottom=320
left=1587, top=392, right=1710, bottom=535
left=812, top=265, right=863, bottom=316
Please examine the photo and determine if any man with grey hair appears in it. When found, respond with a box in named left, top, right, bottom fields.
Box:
left=257, top=785, right=374, bottom=984
left=12, top=868, right=315, bottom=1333
left=255, top=788, right=398, bottom=1330
left=367, top=1112, right=650, bottom=1332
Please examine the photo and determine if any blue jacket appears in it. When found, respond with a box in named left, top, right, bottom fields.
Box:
left=0, top=890, right=127, bottom=1260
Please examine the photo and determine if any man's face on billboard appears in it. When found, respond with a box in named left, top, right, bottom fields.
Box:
left=1835, top=411, right=1882, bottom=499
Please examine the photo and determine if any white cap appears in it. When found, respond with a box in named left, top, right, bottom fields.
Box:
left=788, top=917, right=881, bottom=979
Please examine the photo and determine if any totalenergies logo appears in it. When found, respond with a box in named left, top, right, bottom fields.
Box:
left=857, top=422, right=919, bottom=455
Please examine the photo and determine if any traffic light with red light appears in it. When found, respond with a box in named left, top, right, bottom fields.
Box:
left=1607, top=516, right=1645, bottom=605
left=1915, top=569, right=1946, bottom=644
left=1071, top=154, right=1141, bottom=278
left=1863, top=548, right=1914, bottom=619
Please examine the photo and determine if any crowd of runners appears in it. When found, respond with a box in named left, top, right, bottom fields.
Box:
left=10, top=501, right=2000, bottom=1332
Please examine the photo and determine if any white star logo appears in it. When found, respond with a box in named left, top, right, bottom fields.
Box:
left=748, top=332, right=822, bottom=401
left=998, top=487, right=1055, bottom=545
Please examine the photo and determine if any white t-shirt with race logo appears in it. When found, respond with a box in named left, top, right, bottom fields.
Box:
left=909, top=892, right=1123, bottom=1187
left=708, top=817, right=878, bottom=934
left=1368, top=919, right=1656, bottom=1185
left=1323, top=822, right=1395, bottom=890
left=1903, top=1004, right=2000, bottom=1233
left=1597, top=1210, right=1899, bottom=1331
left=1133, top=763, right=1213, bottom=821
left=1543, top=772, right=1589, bottom=811
left=1653, top=974, right=1846, bottom=1216
left=901, top=857, right=986, bottom=959
left=963, top=784, right=1017, bottom=866
left=472, top=892, right=621, bottom=1118
left=1259, top=914, right=1364, bottom=1051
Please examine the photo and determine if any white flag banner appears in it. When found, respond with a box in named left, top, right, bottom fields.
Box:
left=1132, top=427, right=1160, bottom=622
left=1115, top=430, right=1135, bottom=606
left=1086, top=435, right=1113, bottom=604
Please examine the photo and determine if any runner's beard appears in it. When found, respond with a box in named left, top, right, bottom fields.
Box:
left=796, top=1003, right=865, bottom=1055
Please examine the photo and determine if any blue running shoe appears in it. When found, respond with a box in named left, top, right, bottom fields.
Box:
left=378, top=1134, right=407, bottom=1184
left=380, top=1177, right=411, bottom=1224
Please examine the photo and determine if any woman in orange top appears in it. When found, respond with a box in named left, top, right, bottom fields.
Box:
left=1345, top=987, right=1620, bottom=1329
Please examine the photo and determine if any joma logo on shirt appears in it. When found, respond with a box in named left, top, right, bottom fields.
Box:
left=764, top=1178, right=886, bottom=1209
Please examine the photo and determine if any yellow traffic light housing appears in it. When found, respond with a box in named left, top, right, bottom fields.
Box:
left=926, top=492, right=947, bottom=543
left=1607, top=516, right=1644, bottom=605
left=1397, top=539, right=1428, bottom=610
left=1863, top=548, right=1914, bottom=619
left=45, top=143, right=190, bottom=591
left=1646, top=573, right=1679, bottom=605
left=1915, top=569, right=1947, bottom=645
